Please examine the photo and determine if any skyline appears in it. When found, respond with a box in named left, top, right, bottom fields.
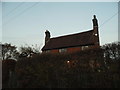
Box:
left=1, top=2, right=118, bottom=50
left=1, top=0, right=119, bottom=2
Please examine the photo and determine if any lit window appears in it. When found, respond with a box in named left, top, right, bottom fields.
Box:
left=59, top=48, right=67, bottom=53
left=67, top=60, right=70, bottom=64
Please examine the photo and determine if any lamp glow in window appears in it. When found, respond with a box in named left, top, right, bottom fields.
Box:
left=67, top=60, right=70, bottom=64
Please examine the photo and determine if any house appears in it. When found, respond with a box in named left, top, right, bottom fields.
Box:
left=41, top=15, right=100, bottom=53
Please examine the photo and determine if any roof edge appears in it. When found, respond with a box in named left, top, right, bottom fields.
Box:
left=51, top=30, right=93, bottom=39
left=42, top=43, right=95, bottom=51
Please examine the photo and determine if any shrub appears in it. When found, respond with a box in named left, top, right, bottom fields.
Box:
left=3, top=42, right=120, bottom=88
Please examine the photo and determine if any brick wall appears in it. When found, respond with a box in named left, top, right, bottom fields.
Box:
left=44, top=45, right=100, bottom=54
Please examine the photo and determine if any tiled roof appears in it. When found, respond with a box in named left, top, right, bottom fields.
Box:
left=42, top=30, right=95, bottom=51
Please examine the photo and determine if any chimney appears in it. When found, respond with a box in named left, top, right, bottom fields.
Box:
left=45, top=30, right=51, bottom=44
left=92, top=15, right=98, bottom=28
left=92, top=15, right=100, bottom=46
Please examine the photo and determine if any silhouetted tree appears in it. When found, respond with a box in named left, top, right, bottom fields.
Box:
left=1, top=43, right=19, bottom=60
left=19, top=44, right=40, bottom=59
left=102, top=42, right=120, bottom=68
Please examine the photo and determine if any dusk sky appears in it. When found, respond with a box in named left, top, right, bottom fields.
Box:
left=1, top=1, right=118, bottom=50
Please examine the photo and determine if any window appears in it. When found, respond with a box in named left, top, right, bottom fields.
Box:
left=59, top=48, right=67, bottom=53
left=45, top=50, right=50, bottom=53
left=81, top=46, right=89, bottom=50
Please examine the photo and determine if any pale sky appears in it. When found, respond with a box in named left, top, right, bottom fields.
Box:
left=1, top=1, right=119, bottom=50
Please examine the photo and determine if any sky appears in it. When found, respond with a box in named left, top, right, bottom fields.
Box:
left=1, top=1, right=119, bottom=50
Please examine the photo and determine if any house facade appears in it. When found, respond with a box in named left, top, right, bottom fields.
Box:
left=41, top=15, right=100, bottom=53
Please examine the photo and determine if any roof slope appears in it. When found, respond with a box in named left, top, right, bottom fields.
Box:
left=42, top=30, right=95, bottom=51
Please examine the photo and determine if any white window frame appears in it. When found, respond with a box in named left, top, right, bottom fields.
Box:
left=81, top=46, right=89, bottom=50
left=59, top=48, right=67, bottom=53
left=45, top=50, right=50, bottom=53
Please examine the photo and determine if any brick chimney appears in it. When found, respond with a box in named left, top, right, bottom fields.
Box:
left=92, top=15, right=100, bottom=46
left=45, top=30, right=51, bottom=44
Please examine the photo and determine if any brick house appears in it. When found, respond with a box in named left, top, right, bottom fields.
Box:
left=41, top=15, right=100, bottom=53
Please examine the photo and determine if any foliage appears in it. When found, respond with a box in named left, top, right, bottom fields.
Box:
left=102, top=42, right=120, bottom=68
left=2, top=59, right=17, bottom=88
left=2, top=42, right=120, bottom=88
left=1, top=43, right=41, bottom=60
left=102, top=42, right=120, bottom=60
left=1, top=43, right=19, bottom=60
left=18, top=44, right=40, bottom=59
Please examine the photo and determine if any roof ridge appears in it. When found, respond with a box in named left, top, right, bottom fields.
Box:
left=51, top=29, right=93, bottom=39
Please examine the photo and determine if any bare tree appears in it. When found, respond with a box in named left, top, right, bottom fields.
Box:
left=19, top=44, right=40, bottom=58
left=1, top=43, right=19, bottom=60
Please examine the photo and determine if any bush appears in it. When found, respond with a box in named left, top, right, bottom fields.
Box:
left=3, top=42, right=120, bottom=88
